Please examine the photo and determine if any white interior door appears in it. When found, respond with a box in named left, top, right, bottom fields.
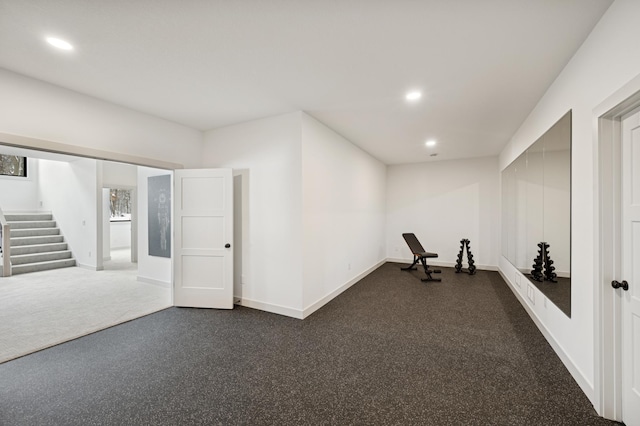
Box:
left=174, top=168, right=233, bottom=309
left=621, top=110, right=640, bottom=426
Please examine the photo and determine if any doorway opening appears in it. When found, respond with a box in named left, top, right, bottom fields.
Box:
left=0, top=145, right=173, bottom=363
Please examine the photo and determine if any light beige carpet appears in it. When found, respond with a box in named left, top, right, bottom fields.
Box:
left=0, top=249, right=171, bottom=363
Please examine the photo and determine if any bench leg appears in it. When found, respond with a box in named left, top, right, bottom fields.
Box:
left=420, top=258, right=442, bottom=282
left=400, top=255, right=419, bottom=271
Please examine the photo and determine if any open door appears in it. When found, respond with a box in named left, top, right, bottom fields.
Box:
left=174, top=168, right=233, bottom=309
left=621, top=110, right=640, bottom=425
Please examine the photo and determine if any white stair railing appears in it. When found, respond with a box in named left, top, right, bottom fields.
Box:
left=0, top=207, right=11, bottom=277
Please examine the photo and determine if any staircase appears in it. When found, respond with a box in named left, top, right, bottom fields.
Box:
left=2, top=212, right=76, bottom=276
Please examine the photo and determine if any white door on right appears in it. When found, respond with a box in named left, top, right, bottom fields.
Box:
left=621, top=110, right=640, bottom=426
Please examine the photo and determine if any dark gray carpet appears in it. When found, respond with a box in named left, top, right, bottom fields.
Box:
left=0, top=264, right=616, bottom=425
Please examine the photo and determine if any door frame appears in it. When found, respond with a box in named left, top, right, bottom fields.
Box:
left=0, top=132, right=182, bottom=171
left=595, top=72, right=640, bottom=420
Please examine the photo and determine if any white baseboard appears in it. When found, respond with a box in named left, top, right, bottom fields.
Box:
left=302, top=259, right=386, bottom=319
left=497, top=269, right=594, bottom=404
left=77, top=263, right=99, bottom=271
left=386, top=257, right=498, bottom=271
left=238, top=298, right=304, bottom=319
left=237, top=259, right=500, bottom=321
left=239, top=259, right=386, bottom=320
left=137, top=275, right=171, bottom=288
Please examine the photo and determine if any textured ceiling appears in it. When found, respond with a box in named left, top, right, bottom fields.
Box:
left=0, top=0, right=613, bottom=164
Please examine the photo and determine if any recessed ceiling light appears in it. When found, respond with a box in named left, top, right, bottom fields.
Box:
left=405, top=91, right=422, bottom=101
left=425, top=140, right=437, bottom=147
left=46, top=37, right=74, bottom=51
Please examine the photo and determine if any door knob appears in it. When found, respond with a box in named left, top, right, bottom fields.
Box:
left=611, top=280, right=629, bottom=291
left=225, top=243, right=231, bottom=248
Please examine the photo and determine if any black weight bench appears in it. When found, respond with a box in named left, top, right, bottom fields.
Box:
left=401, top=233, right=442, bottom=282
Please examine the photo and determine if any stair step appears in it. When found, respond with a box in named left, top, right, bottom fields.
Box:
left=4, top=213, right=53, bottom=222
left=11, top=258, right=76, bottom=275
left=6, top=220, right=56, bottom=229
left=10, top=242, right=68, bottom=255
left=1, top=212, right=77, bottom=277
left=10, top=250, right=73, bottom=265
left=10, top=228, right=60, bottom=238
left=10, top=235, right=64, bottom=246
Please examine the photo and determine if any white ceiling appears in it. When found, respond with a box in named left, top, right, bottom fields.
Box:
left=0, top=0, right=613, bottom=165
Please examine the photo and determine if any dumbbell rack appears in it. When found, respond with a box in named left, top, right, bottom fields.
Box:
left=531, top=242, right=557, bottom=283
left=455, top=239, right=476, bottom=275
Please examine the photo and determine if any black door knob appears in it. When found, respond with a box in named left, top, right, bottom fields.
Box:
left=611, top=280, right=629, bottom=291
left=225, top=243, right=231, bottom=248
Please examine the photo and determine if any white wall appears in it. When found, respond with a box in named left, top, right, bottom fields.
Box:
left=137, top=167, right=172, bottom=286
left=0, top=158, right=39, bottom=211
left=498, top=0, right=640, bottom=406
left=202, top=112, right=304, bottom=317
left=110, top=222, right=131, bottom=249
left=103, top=161, right=137, bottom=187
left=38, top=158, right=99, bottom=269
left=0, top=68, right=203, bottom=168
left=386, top=157, right=500, bottom=269
left=301, top=113, right=387, bottom=315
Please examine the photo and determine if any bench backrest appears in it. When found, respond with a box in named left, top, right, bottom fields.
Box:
left=402, top=233, right=425, bottom=255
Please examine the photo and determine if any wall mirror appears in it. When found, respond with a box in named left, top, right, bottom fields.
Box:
left=502, top=111, right=571, bottom=317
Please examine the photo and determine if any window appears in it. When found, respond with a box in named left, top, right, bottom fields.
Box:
left=0, top=154, right=27, bottom=177
left=109, top=189, right=132, bottom=221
